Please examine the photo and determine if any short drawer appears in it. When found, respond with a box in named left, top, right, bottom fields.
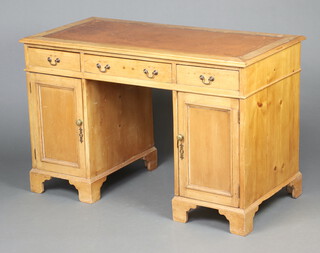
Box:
left=177, top=65, right=239, bottom=91
left=84, top=54, right=172, bottom=83
left=28, top=48, right=80, bottom=72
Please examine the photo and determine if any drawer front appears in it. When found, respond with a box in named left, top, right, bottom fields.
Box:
left=28, top=48, right=80, bottom=72
left=177, top=65, right=239, bottom=91
left=84, top=54, right=172, bottom=83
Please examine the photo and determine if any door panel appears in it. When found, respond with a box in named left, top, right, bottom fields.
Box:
left=31, top=73, right=85, bottom=177
left=188, top=106, right=232, bottom=194
left=178, top=92, right=239, bottom=207
left=40, top=84, right=78, bottom=164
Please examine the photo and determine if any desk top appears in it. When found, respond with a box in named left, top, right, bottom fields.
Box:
left=20, top=17, right=305, bottom=67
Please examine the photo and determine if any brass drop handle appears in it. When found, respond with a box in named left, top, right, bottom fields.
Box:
left=47, top=57, right=60, bottom=66
left=143, top=69, right=158, bottom=79
left=96, top=63, right=111, bottom=73
left=177, top=134, right=184, bottom=147
left=76, top=119, right=83, bottom=126
left=76, top=119, right=83, bottom=143
left=199, top=75, right=215, bottom=85
left=177, top=134, right=184, bottom=159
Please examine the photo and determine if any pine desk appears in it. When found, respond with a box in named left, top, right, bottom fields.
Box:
left=20, top=17, right=305, bottom=236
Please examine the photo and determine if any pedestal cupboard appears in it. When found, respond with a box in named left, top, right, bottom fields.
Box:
left=20, top=17, right=305, bottom=235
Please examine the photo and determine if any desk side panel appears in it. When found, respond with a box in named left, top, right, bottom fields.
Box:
left=240, top=74, right=300, bottom=208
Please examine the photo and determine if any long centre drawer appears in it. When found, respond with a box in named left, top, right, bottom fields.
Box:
left=84, top=54, right=172, bottom=83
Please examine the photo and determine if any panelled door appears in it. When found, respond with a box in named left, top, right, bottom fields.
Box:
left=29, top=73, right=85, bottom=177
left=177, top=92, right=239, bottom=207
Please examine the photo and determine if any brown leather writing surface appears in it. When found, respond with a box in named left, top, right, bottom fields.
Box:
left=45, top=19, right=283, bottom=58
